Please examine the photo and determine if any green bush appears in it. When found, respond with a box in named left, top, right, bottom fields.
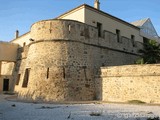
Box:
left=147, top=117, right=159, bottom=120
left=136, top=40, right=160, bottom=64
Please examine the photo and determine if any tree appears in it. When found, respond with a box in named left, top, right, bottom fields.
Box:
left=136, top=39, right=160, bottom=64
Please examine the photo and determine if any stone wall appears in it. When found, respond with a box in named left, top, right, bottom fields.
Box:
left=0, top=62, right=15, bottom=92
left=14, top=46, right=29, bottom=93
left=98, top=64, right=160, bottom=104
left=11, top=32, right=31, bottom=47
left=14, top=19, right=143, bottom=101
left=0, top=42, right=18, bottom=62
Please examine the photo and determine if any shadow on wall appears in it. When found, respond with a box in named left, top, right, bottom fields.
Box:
left=12, top=47, right=26, bottom=92
left=95, top=75, right=102, bottom=101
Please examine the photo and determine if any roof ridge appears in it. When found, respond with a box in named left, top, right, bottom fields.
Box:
left=57, top=4, right=139, bottom=30
left=131, top=18, right=150, bottom=27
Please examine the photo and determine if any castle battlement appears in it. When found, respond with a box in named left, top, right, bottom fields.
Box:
left=30, top=19, right=143, bottom=56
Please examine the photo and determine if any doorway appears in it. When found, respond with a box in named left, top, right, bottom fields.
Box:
left=3, top=79, right=9, bottom=91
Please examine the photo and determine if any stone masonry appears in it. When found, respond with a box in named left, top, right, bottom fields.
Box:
left=13, top=19, right=143, bottom=101
left=98, top=64, right=160, bottom=104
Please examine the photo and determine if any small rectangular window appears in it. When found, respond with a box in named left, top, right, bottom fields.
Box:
left=131, top=35, right=135, bottom=47
left=23, top=42, right=26, bottom=47
left=116, top=29, right=121, bottom=42
left=16, top=74, right=21, bottom=85
left=68, top=24, right=71, bottom=33
left=63, top=67, right=65, bottom=79
left=143, top=37, right=149, bottom=44
left=22, top=68, right=30, bottom=88
left=97, top=22, right=102, bottom=37
left=47, top=68, right=49, bottom=79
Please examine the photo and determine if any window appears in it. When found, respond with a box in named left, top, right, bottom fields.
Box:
left=131, top=35, right=135, bottom=47
left=143, top=37, right=149, bottom=44
left=22, top=68, right=30, bottom=88
left=97, top=22, right=102, bottom=37
left=16, top=74, right=21, bottom=85
left=68, top=24, right=71, bottom=33
left=47, top=68, right=49, bottom=79
left=23, top=42, right=26, bottom=47
left=63, top=67, right=65, bottom=79
left=116, top=29, right=121, bottom=42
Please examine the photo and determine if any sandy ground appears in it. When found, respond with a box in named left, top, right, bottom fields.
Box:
left=0, top=94, right=160, bottom=120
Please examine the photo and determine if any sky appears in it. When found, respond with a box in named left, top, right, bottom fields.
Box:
left=0, top=0, right=159, bottom=41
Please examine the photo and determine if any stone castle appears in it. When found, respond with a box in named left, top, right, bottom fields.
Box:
left=0, top=1, right=160, bottom=103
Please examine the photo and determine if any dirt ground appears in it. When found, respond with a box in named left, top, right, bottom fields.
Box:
left=0, top=94, right=160, bottom=120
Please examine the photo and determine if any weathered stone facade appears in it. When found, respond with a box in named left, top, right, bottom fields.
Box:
left=0, top=62, right=15, bottom=92
left=12, top=19, right=143, bottom=101
left=1, top=3, right=160, bottom=104
left=98, top=64, right=160, bottom=104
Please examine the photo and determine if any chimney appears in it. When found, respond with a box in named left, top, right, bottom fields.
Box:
left=15, top=30, right=19, bottom=39
left=94, top=0, right=100, bottom=10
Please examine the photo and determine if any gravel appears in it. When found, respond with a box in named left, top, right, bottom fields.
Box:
left=0, top=94, right=160, bottom=120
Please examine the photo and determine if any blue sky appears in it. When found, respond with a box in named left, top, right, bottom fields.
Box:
left=0, top=0, right=159, bottom=41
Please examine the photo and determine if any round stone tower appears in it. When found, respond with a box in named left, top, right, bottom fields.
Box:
left=20, top=19, right=98, bottom=101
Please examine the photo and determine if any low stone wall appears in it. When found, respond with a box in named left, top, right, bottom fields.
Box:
left=98, top=64, right=160, bottom=104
